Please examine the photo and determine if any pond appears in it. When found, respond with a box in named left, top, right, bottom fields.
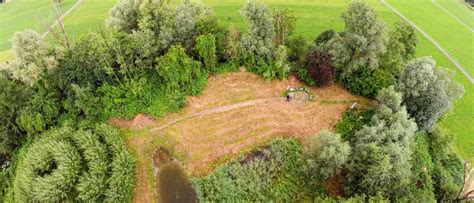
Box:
left=153, top=148, right=197, bottom=203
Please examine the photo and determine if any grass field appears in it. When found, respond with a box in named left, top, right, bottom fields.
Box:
left=0, top=0, right=75, bottom=52
left=1, top=0, right=472, bottom=162
left=433, top=0, right=474, bottom=30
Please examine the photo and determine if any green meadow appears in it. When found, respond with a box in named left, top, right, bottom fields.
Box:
left=1, top=0, right=472, bottom=162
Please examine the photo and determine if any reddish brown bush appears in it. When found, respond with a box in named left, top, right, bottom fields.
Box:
left=306, top=50, right=335, bottom=87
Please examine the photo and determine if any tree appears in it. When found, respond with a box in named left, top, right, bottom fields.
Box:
left=173, top=0, right=212, bottom=52
left=380, top=22, right=417, bottom=76
left=305, top=49, right=335, bottom=87
left=239, top=0, right=275, bottom=63
left=397, top=57, right=464, bottom=132
left=8, top=29, right=58, bottom=86
left=346, top=87, right=417, bottom=199
left=106, top=0, right=142, bottom=33
left=195, top=34, right=217, bottom=72
left=273, top=8, right=297, bottom=46
left=325, top=2, right=387, bottom=77
left=304, top=131, right=350, bottom=183
left=314, top=29, right=335, bottom=47
left=138, top=0, right=175, bottom=52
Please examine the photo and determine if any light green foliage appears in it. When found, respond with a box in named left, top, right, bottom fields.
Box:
left=195, top=16, right=228, bottom=61
left=8, top=30, right=58, bottom=86
left=224, top=26, right=241, bottom=61
left=156, top=45, right=208, bottom=96
left=325, top=2, right=387, bottom=76
left=138, top=0, right=175, bottom=52
left=304, top=131, right=350, bottom=183
left=273, top=8, right=297, bottom=46
left=173, top=0, right=212, bottom=51
left=195, top=34, right=217, bottom=72
left=397, top=57, right=464, bottom=132
left=380, top=22, right=417, bottom=75
left=192, top=139, right=319, bottom=201
left=106, top=0, right=142, bottom=33
left=336, top=108, right=375, bottom=142
left=12, top=124, right=135, bottom=202
left=346, top=87, right=417, bottom=199
left=18, top=87, right=60, bottom=136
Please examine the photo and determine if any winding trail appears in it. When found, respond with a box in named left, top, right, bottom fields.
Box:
left=150, top=98, right=281, bottom=132
left=42, top=0, right=82, bottom=38
left=381, top=0, right=474, bottom=84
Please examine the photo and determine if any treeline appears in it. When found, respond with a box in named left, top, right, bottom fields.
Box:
left=0, top=0, right=466, bottom=201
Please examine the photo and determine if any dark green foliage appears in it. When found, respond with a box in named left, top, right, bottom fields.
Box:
left=273, top=8, right=297, bottom=46
left=339, top=66, right=394, bottom=98
left=99, top=78, right=185, bottom=119
left=156, top=45, right=208, bottom=95
left=336, top=108, right=375, bottom=142
left=409, top=132, right=435, bottom=201
left=18, top=87, right=60, bottom=136
left=195, top=34, right=218, bottom=72
left=285, top=35, right=308, bottom=63
left=12, top=124, right=135, bottom=202
left=0, top=71, right=29, bottom=165
left=314, top=29, right=336, bottom=47
left=192, top=139, right=320, bottom=201
left=429, top=129, right=464, bottom=201
left=380, top=22, right=417, bottom=76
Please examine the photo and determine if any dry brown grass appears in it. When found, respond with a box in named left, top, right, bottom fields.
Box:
left=120, top=71, right=370, bottom=181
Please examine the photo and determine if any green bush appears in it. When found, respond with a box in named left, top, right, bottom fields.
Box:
left=336, top=108, right=375, bottom=142
left=339, top=66, right=394, bottom=98
left=409, top=132, right=435, bottom=201
left=314, top=29, right=335, bottom=47
left=192, top=139, right=320, bottom=201
left=285, top=35, right=308, bottom=63
left=12, top=124, right=135, bottom=202
left=195, top=16, right=228, bottom=62
left=195, top=34, right=218, bottom=72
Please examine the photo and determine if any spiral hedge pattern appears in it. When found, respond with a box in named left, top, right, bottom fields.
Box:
left=13, top=124, right=135, bottom=202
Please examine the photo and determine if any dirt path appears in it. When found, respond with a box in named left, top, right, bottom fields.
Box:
left=381, top=0, right=474, bottom=84
left=150, top=98, right=279, bottom=132
left=42, top=0, right=82, bottom=38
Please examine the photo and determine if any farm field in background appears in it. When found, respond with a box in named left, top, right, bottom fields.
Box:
left=0, top=0, right=472, bottom=162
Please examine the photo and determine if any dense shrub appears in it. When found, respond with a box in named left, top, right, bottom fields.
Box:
left=314, top=29, right=336, bottom=47
left=397, top=57, right=464, bottom=132
left=304, top=131, right=350, bottom=183
left=173, top=1, right=211, bottom=52
left=336, top=108, right=375, bottom=142
left=12, top=124, right=135, bottom=202
left=138, top=0, right=175, bottom=52
left=339, top=66, right=393, bottom=97
left=305, top=49, right=335, bottom=87
left=409, top=131, right=436, bottom=201
left=195, top=34, right=218, bottom=72
left=428, top=129, right=464, bottom=201
left=156, top=45, right=208, bottom=95
left=192, top=139, right=319, bottom=201
left=195, top=16, right=228, bottom=61
left=0, top=71, right=30, bottom=167
left=224, top=26, right=241, bottom=61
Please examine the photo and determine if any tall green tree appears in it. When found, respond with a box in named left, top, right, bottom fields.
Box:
left=346, top=87, right=417, bottom=199
left=106, top=0, right=142, bottom=33
left=397, top=57, right=464, bottom=132
left=173, top=0, right=212, bottom=51
left=138, top=0, right=175, bottom=52
left=304, top=131, right=350, bottom=183
left=8, top=30, right=58, bottom=86
left=380, top=22, right=417, bottom=75
left=325, top=2, right=387, bottom=77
